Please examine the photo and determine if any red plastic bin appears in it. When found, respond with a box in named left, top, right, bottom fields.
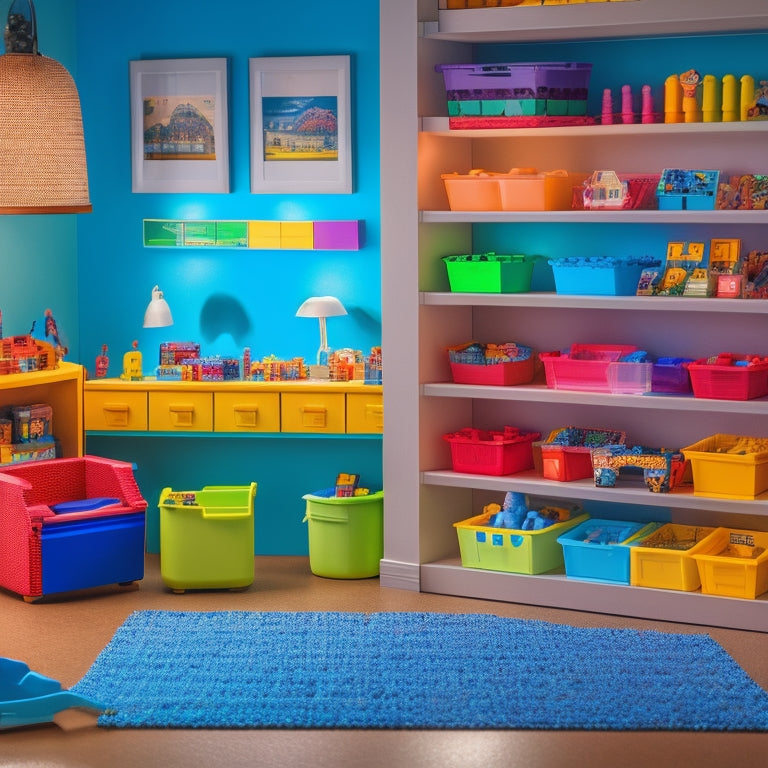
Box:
left=450, top=357, right=534, bottom=385
left=687, top=355, right=768, bottom=400
left=443, top=426, right=541, bottom=476
left=539, top=426, right=627, bottom=482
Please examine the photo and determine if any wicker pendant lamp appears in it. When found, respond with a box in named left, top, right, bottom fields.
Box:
left=0, top=0, right=91, bottom=213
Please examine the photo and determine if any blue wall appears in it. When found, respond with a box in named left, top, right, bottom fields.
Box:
left=0, top=0, right=80, bottom=354
left=0, top=0, right=382, bottom=555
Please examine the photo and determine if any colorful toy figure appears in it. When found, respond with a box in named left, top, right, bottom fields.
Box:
left=679, top=69, right=701, bottom=122
left=120, top=341, right=143, bottom=381
left=95, top=345, right=109, bottom=378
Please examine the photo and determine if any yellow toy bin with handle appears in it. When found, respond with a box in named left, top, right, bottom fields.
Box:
left=158, top=483, right=257, bottom=593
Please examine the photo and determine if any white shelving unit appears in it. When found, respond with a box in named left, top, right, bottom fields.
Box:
left=380, top=0, right=768, bottom=631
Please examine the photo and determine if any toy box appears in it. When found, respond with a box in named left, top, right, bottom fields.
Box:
left=539, top=425, right=626, bottom=481
left=692, top=528, right=768, bottom=599
left=549, top=256, right=661, bottom=296
left=441, top=168, right=584, bottom=211
left=448, top=341, right=535, bottom=385
left=443, top=253, right=538, bottom=293
left=11, top=403, right=52, bottom=444
left=436, top=61, right=592, bottom=118
left=558, top=518, right=659, bottom=584
left=651, top=358, right=692, bottom=393
left=443, top=426, right=541, bottom=475
left=629, top=523, right=719, bottom=591
left=159, top=484, right=257, bottom=591
left=540, top=344, right=651, bottom=393
left=454, top=509, right=589, bottom=574
left=682, top=434, right=768, bottom=500
left=656, top=169, right=720, bottom=210
left=687, top=354, right=768, bottom=401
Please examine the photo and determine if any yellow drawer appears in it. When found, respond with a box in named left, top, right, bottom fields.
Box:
left=149, top=391, right=213, bottom=432
left=84, top=390, right=148, bottom=431
left=213, top=392, right=280, bottom=432
left=346, top=392, right=383, bottom=434
left=280, top=392, right=345, bottom=433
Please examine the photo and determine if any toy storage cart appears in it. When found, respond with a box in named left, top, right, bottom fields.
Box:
left=0, top=456, right=147, bottom=601
left=158, top=484, right=257, bottom=592
left=302, top=491, right=384, bottom=578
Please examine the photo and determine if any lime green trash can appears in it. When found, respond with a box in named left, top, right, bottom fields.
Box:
left=159, top=483, right=257, bottom=592
left=302, top=491, right=384, bottom=578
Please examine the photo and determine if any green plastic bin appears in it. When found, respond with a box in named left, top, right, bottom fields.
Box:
left=302, top=491, right=384, bottom=578
left=159, top=483, right=257, bottom=592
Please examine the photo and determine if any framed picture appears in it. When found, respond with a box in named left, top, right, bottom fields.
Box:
left=130, top=58, right=229, bottom=193
left=249, top=55, right=352, bottom=194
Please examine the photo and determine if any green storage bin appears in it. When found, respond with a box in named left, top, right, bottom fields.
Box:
left=443, top=253, right=537, bottom=293
left=302, top=491, right=384, bottom=578
left=159, top=483, right=257, bottom=592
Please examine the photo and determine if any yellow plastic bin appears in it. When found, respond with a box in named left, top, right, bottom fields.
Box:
left=302, top=491, right=384, bottom=578
left=159, top=483, right=257, bottom=592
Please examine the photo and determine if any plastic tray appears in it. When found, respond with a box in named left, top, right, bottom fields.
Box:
left=687, top=356, right=768, bottom=400
left=444, top=426, right=541, bottom=475
left=443, top=253, right=537, bottom=293
left=629, top=523, right=718, bottom=591
left=682, top=434, right=768, bottom=500
left=558, top=519, right=659, bottom=584
left=454, top=510, right=589, bottom=574
left=692, top=527, right=768, bottom=599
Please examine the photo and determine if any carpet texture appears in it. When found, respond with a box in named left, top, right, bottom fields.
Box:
left=72, top=610, right=768, bottom=730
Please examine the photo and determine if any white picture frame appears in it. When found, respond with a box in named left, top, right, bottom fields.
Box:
left=249, top=55, right=352, bottom=194
left=130, top=58, right=230, bottom=193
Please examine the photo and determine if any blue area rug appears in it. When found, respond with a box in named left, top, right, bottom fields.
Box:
left=72, top=610, right=768, bottom=730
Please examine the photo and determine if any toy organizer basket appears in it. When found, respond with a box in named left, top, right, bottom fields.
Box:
left=692, top=528, right=768, bottom=599
left=549, top=257, right=660, bottom=296
left=681, top=434, right=768, bottom=500
left=629, top=524, right=719, bottom=592
left=687, top=354, right=768, bottom=400
left=436, top=61, right=592, bottom=118
left=557, top=519, right=660, bottom=585
left=448, top=341, right=535, bottom=385
left=454, top=509, right=589, bottom=574
left=443, top=253, right=538, bottom=293
left=539, top=425, right=626, bottom=481
left=441, top=168, right=584, bottom=211
left=540, top=344, right=652, bottom=394
left=443, top=426, right=541, bottom=475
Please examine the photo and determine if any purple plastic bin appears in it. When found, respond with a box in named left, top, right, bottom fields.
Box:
left=436, top=62, right=592, bottom=101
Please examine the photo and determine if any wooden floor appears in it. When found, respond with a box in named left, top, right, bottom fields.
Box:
left=2, top=555, right=768, bottom=768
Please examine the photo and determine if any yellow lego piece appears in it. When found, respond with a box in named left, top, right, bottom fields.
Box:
left=280, top=221, right=314, bottom=250
left=248, top=220, right=282, bottom=249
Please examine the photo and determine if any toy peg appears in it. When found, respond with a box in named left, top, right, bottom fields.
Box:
left=740, top=75, right=755, bottom=121
left=679, top=69, right=701, bottom=123
left=664, top=75, right=683, bottom=123
left=701, top=75, right=720, bottom=122
left=641, top=85, right=654, bottom=124
left=722, top=74, right=739, bottom=121
left=601, top=88, right=613, bottom=124
left=621, top=84, right=634, bottom=124
left=95, top=344, right=110, bottom=378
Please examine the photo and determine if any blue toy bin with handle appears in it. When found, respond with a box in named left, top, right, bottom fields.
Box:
left=302, top=490, right=384, bottom=579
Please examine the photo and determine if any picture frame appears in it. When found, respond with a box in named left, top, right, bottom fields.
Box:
left=249, top=55, right=352, bottom=194
left=130, top=58, right=230, bottom=193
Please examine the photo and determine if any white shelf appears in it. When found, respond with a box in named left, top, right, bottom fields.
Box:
left=422, top=469, right=768, bottom=515
left=420, top=117, right=768, bottom=139
left=421, top=209, right=768, bottom=224
left=422, top=292, right=768, bottom=313
left=419, top=560, right=768, bottom=633
left=428, top=0, right=768, bottom=43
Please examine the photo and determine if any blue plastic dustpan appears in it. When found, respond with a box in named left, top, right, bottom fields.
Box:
left=0, top=657, right=104, bottom=730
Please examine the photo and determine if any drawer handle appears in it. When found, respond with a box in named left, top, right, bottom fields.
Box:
left=168, top=404, right=195, bottom=427
left=102, top=402, right=130, bottom=427
left=365, top=404, right=384, bottom=425
left=233, top=405, right=259, bottom=427
left=301, top=405, right=327, bottom=428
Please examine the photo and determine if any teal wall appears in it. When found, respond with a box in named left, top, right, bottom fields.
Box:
left=2, top=0, right=382, bottom=555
